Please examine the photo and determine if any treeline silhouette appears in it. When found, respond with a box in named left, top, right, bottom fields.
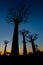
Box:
left=0, top=1, right=43, bottom=65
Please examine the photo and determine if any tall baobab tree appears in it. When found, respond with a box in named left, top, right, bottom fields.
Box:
left=20, top=29, right=30, bottom=55
left=4, top=40, right=9, bottom=55
left=26, top=34, right=38, bottom=54
left=6, top=1, right=31, bottom=56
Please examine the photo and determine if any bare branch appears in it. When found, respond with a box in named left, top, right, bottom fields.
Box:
left=26, top=33, right=38, bottom=42
left=4, top=40, right=10, bottom=44
left=20, top=29, right=30, bottom=36
left=32, top=34, right=38, bottom=41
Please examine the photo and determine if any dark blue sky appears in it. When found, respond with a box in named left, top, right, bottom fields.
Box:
left=0, top=0, right=43, bottom=53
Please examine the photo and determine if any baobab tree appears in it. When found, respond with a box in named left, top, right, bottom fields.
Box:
left=26, top=34, right=38, bottom=54
left=4, top=40, right=9, bottom=55
left=35, top=44, right=39, bottom=51
left=20, top=29, right=30, bottom=55
left=6, top=1, right=31, bottom=56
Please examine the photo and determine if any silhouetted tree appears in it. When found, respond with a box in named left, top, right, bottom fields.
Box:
left=35, top=44, right=39, bottom=51
left=0, top=51, right=2, bottom=55
left=4, top=40, right=9, bottom=55
left=26, top=34, right=38, bottom=54
left=6, top=2, right=31, bottom=56
left=20, top=29, right=30, bottom=55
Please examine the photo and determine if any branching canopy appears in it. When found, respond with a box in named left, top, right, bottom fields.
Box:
left=6, top=1, right=31, bottom=24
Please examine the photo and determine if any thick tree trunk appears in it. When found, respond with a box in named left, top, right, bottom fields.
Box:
left=32, top=41, right=36, bottom=54
left=11, top=22, right=19, bottom=56
left=23, top=35, right=27, bottom=55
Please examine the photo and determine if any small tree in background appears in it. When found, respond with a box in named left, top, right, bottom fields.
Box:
left=26, top=34, right=38, bottom=54
left=35, top=44, right=39, bottom=51
left=4, top=40, right=9, bottom=55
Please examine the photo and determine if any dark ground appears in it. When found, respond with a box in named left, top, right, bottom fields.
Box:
left=0, top=52, right=43, bottom=65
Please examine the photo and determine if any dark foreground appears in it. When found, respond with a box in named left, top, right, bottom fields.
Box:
left=0, top=52, right=43, bottom=65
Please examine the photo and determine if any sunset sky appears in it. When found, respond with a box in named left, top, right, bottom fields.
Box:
left=0, top=0, right=43, bottom=55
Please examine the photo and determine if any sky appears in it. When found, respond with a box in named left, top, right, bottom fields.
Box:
left=0, top=0, right=43, bottom=55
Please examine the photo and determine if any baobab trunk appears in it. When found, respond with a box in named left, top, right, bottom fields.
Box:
left=23, top=34, right=27, bottom=55
left=31, top=41, right=36, bottom=54
left=11, top=22, right=19, bottom=56
left=4, top=44, right=7, bottom=55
